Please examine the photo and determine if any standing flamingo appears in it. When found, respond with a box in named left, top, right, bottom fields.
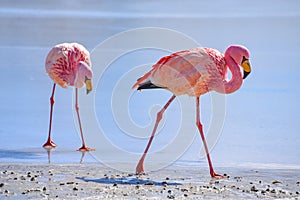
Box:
left=132, top=45, right=251, bottom=178
left=43, top=43, right=94, bottom=151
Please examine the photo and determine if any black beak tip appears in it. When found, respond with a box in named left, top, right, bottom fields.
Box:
left=243, top=71, right=250, bottom=79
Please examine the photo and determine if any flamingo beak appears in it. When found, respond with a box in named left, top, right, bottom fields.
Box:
left=241, top=59, right=251, bottom=79
left=85, top=76, right=92, bottom=94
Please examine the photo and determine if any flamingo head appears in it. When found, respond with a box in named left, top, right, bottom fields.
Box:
left=75, top=61, right=93, bottom=94
left=227, top=45, right=252, bottom=79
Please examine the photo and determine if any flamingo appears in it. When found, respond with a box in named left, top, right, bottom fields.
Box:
left=132, top=45, right=252, bottom=178
left=43, top=43, right=94, bottom=151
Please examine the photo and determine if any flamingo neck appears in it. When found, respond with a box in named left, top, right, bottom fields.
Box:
left=216, top=53, right=243, bottom=94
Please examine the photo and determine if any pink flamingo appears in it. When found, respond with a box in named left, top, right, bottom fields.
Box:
left=43, top=43, right=94, bottom=151
left=132, top=45, right=252, bottom=178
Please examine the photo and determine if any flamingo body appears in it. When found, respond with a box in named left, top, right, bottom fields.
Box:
left=45, top=43, right=92, bottom=89
left=133, top=45, right=252, bottom=177
left=43, top=42, right=93, bottom=151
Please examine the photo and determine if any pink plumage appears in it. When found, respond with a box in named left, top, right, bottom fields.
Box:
left=43, top=43, right=94, bottom=152
left=133, top=45, right=252, bottom=178
left=45, top=43, right=92, bottom=89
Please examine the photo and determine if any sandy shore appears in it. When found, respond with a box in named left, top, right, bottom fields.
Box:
left=0, top=163, right=299, bottom=199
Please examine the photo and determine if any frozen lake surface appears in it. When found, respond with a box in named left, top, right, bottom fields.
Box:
left=0, top=0, right=299, bottom=171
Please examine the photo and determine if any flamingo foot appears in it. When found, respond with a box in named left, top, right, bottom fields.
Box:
left=136, top=160, right=146, bottom=175
left=77, top=145, right=95, bottom=152
left=43, top=140, right=57, bottom=148
left=211, top=171, right=226, bottom=179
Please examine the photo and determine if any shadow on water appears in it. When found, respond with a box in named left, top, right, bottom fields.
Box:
left=0, top=149, right=42, bottom=160
left=77, top=176, right=182, bottom=186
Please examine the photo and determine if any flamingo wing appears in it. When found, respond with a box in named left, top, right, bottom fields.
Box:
left=133, top=48, right=220, bottom=96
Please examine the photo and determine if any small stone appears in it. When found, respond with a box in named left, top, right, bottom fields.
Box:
left=73, top=187, right=78, bottom=191
left=4, top=190, right=9, bottom=193
left=184, top=193, right=188, bottom=197
left=168, top=190, right=172, bottom=194
left=66, top=182, right=74, bottom=185
left=30, top=177, right=35, bottom=181
left=162, top=181, right=167, bottom=186
left=251, top=186, right=258, bottom=192
left=59, top=183, right=65, bottom=185
left=296, top=191, right=299, bottom=195
left=270, top=189, right=276, bottom=193
left=113, top=183, right=118, bottom=187
left=135, top=185, right=140, bottom=189
left=0, top=183, right=4, bottom=187
left=166, top=177, right=170, bottom=180
left=167, top=194, right=175, bottom=199
left=144, top=182, right=154, bottom=186
left=272, top=180, right=281, bottom=184
left=43, top=187, right=47, bottom=191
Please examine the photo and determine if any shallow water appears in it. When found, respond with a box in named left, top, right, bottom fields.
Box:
left=0, top=0, right=299, bottom=169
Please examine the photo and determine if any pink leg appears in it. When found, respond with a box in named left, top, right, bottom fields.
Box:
left=43, top=84, right=57, bottom=148
left=75, top=88, right=94, bottom=152
left=136, top=95, right=176, bottom=174
left=196, top=97, right=224, bottom=178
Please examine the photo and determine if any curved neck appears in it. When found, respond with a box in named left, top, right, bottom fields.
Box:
left=215, top=53, right=243, bottom=94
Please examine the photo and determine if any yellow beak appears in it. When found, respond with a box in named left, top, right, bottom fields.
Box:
left=241, top=59, right=251, bottom=79
left=85, top=77, right=92, bottom=94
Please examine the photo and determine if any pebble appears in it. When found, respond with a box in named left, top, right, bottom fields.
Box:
left=270, top=189, right=276, bottom=193
left=167, top=194, right=175, bottom=199
left=0, top=183, right=4, bottom=187
left=144, top=182, right=154, bottom=186
left=250, top=186, right=258, bottom=192
left=272, top=180, right=282, bottom=184
left=162, top=181, right=168, bottom=187
left=73, top=187, right=78, bottom=191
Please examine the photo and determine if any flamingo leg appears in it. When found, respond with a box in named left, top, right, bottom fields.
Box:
left=136, top=95, right=176, bottom=174
left=75, top=88, right=94, bottom=152
left=43, top=84, right=57, bottom=148
left=196, top=97, right=224, bottom=178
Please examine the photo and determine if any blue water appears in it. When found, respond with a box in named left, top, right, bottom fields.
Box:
left=0, top=0, right=300, bottom=169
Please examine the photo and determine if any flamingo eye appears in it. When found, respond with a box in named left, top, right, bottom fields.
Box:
left=242, top=56, right=248, bottom=64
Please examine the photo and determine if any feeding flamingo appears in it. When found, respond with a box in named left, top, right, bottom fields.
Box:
left=43, top=42, right=94, bottom=151
left=132, top=45, right=251, bottom=178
